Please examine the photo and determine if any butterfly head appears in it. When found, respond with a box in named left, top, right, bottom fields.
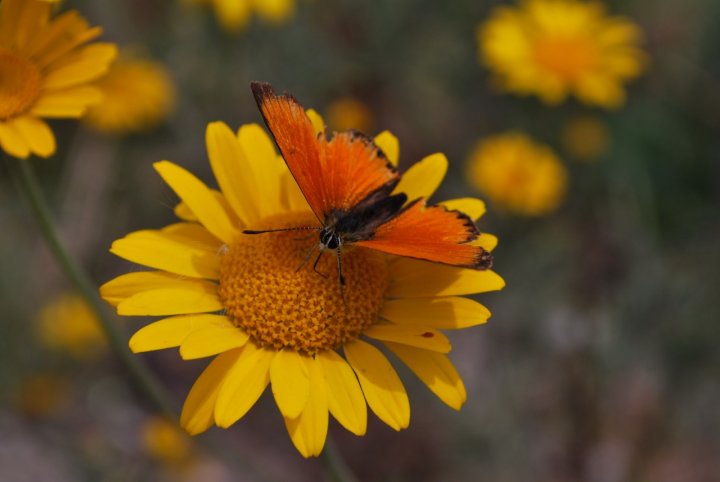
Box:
left=319, top=226, right=342, bottom=250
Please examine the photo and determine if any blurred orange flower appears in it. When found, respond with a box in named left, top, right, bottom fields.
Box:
left=0, top=0, right=116, bottom=158
left=142, top=417, right=196, bottom=469
left=466, top=132, right=568, bottom=216
left=188, top=0, right=295, bottom=33
left=85, top=54, right=175, bottom=135
left=36, top=293, right=106, bottom=359
left=478, top=0, right=647, bottom=108
left=326, top=97, right=374, bottom=134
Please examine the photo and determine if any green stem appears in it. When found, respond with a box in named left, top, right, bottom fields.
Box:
left=6, top=156, right=176, bottom=418
left=322, top=434, right=359, bottom=482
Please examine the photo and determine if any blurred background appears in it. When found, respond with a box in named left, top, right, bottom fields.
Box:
left=1, top=0, right=719, bottom=480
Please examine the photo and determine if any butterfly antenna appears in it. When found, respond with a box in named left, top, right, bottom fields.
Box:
left=244, top=226, right=321, bottom=235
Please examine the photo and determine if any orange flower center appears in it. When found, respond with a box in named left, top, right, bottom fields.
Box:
left=218, top=212, right=389, bottom=356
left=0, top=50, right=42, bottom=120
left=533, top=36, right=597, bottom=82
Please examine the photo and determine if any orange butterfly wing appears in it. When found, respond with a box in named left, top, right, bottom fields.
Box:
left=355, top=201, right=493, bottom=269
left=251, top=82, right=398, bottom=220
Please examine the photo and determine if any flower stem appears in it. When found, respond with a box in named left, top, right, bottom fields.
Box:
left=322, top=434, right=359, bottom=482
left=6, top=156, right=176, bottom=418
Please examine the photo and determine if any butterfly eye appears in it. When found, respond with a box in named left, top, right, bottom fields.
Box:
left=319, top=229, right=340, bottom=249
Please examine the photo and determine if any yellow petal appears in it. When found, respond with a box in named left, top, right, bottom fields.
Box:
left=36, top=26, right=103, bottom=69
left=110, top=228, right=220, bottom=280
left=373, top=130, right=399, bottom=166
left=30, top=86, right=103, bottom=118
left=154, top=161, right=240, bottom=245
left=214, top=342, right=273, bottom=428
left=101, top=271, right=210, bottom=306
left=43, top=43, right=117, bottom=90
left=25, top=11, right=84, bottom=57
left=206, top=121, right=260, bottom=226
left=129, top=314, right=229, bottom=353
left=13, top=0, right=52, bottom=51
left=279, top=170, right=311, bottom=213
left=270, top=349, right=310, bottom=419
left=116, top=284, right=222, bottom=316
left=343, top=339, right=409, bottom=431
left=364, top=324, right=451, bottom=353
left=316, top=350, right=367, bottom=436
left=384, top=342, right=467, bottom=410
left=10, top=116, right=55, bottom=158
left=305, top=109, right=325, bottom=137
left=0, top=0, right=23, bottom=47
left=472, top=233, right=498, bottom=252
left=180, top=348, right=241, bottom=435
left=283, top=357, right=328, bottom=458
left=381, top=296, right=491, bottom=330
left=439, top=197, right=486, bottom=220
left=389, top=259, right=505, bottom=297
left=394, top=153, right=448, bottom=201
left=160, top=222, right=223, bottom=249
left=0, top=121, right=30, bottom=159
left=237, top=123, right=285, bottom=219
left=180, top=324, right=249, bottom=360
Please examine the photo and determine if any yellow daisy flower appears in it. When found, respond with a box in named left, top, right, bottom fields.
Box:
left=188, top=0, right=295, bottom=33
left=478, top=0, right=647, bottom=108
left=36, top=293, right=107, bottom=359
left=101, top=112, right=503, bottom=457
left=0, top=0, right=117, bottom=158
left=84, top=55, right=175, bottom=135
left=466, top=132, right=568, bottom=216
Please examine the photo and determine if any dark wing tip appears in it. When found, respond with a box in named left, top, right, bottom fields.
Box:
left=250, top=81, right=275, bottom=106
left=250, top=81, right=304, bottom=114
left=432, top=203, right=492, bottom=270
left=474, top=247, right=493, bottom=270
left=346, top=129, right=398, bottom=174
left=434, top=204, right=480, bottom=242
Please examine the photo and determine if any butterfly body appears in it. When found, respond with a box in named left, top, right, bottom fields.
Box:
left=247, top=82, right=493, bottom=279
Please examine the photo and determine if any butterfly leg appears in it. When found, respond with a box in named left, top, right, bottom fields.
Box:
left=336, top=246, right=347, bottom=304
left=312, top=250, right=328, bottom=278
left=335, top=246, right=346, bottom=287
left=295, top=244, right=318, bottom=273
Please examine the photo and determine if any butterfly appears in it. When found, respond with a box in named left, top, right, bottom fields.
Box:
left=245, top=82, right=492, bottom=287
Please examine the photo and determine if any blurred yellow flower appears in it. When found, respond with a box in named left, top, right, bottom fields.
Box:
left=189, top=0, right=295, bottom=33
left=101, top=109, right=503, bottom=457
left=561, top=115, right=609, bottom=161
left=326, top=97, right=374, bottom=134
left=466, top=132, right=568, bottom=216
left=0, top=0, right=116, bottom=159
left=12, top=374, right=70, bottom=418
left=36, top=293, right=106, bottom=359
left=142, top=417, right=195, bottom=469
left=85, top=55, right=175, bottom=135
left=478, top=0, right=647, bottom=108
